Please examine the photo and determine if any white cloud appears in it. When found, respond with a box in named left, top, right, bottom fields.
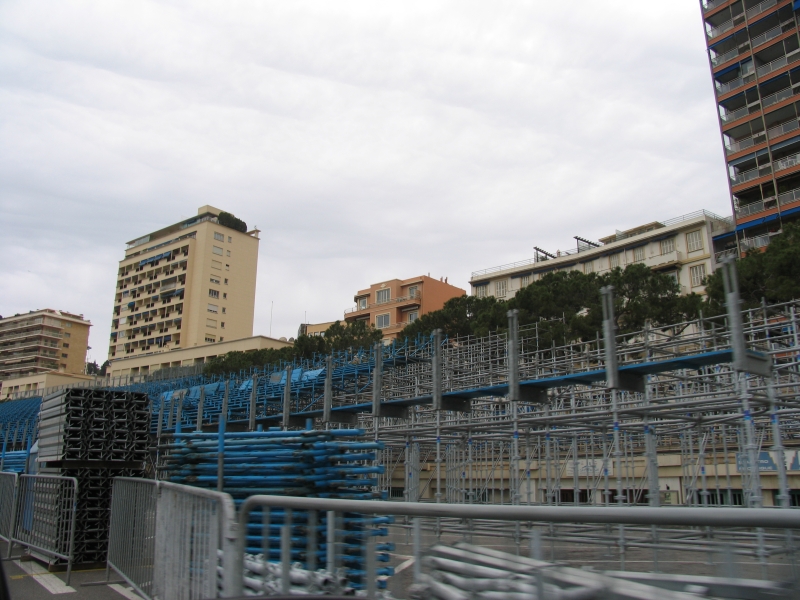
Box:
left=0, top=0, right=730, bottom=357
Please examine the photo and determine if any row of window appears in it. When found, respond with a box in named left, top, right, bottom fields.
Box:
left=206, top=319, right=225, bottom=329
left=357, top=285, right=419, bottom=309
left=375, top=311, right=418, bottom=329
left=213, top=231, right=233, bottom=243
left=210, top=276, right=229, bottom=285
left=212, top=245, right=232, bottom=257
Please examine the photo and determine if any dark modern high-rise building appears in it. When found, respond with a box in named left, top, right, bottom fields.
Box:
left=702, top=0, right=800, bottom=258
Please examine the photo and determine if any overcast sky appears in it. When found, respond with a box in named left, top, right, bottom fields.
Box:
left=0, top=1, right=730, bottom=364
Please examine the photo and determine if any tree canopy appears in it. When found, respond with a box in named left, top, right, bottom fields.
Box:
left=218, top=211, right=247, bottom=233
left=203, top=320, right=383, bottom=375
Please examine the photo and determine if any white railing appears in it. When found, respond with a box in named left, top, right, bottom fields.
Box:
left=736, top=196, right=777, bottom=218
left=767, top=118, right=800, bottom=140
left=711, top=46, right=743, bottom=67
left=741, top=233, right=772, bottom=251
left=761, top=85, right=796, bottom=108
left=778, top=187, right=800, bottom=206
left=774, top=151, right=800, bottom=172
left=757, top=51, right=800, bottom=78
left=747, top=0, right=777, bottom=20
left=707, top=18, right=737, bottom=39
left=731, top=164, right=771, bottom=184
left=715, top=248, right=739, bottom=262
left=703, top=0, right=728, bottom=12
left=750, top=24, right=782, bottom=49
left=720, top=104, right=751, bottom=122
left=716, top=69, right=755, bottom=94
left=726, top=132, right=765, bottom=153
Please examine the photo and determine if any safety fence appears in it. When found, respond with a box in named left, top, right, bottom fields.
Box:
left=5, top=474, right=78, bottom=585
left=107, top=477, right=800, bottom=599
left=106, top=478, right=235, bottom=600
left=0, top=473, right=17, bottom=542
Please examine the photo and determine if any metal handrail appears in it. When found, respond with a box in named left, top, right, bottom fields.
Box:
left=778, top=187, right=800, bottom=205
left=702, top=0, right=728, bottom=12
left=711, top=46, right=743, bottom=67
left=762, top=85, right=796, bottom=108
left=736, top=196, right=777, bottom=218
left=774, top=150, right=800, bottom=172
left=731, top=164, right=771, bottom=184
left=716, top=69, right=755, bottom=94
left=746, top=0, right=777, bottom=20
left=720, top=104, right=751, bottom=122
left=741, top=233, right=772, bottom=250
left=751, top=24, right=782, bottom=49
left=767, top=118, right=800, bottom=140
left=726, top=131, right=765, bottom=153
left=707, top=17, right=737, bottom=39
left=757, top=50, right=800, bottom=78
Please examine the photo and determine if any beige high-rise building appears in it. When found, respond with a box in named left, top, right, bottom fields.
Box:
left=108, top=205, right=259, bottom=362
left=0, top=309, right=91, bottom=381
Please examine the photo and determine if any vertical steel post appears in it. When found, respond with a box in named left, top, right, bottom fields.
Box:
left=507, top=310, right=521, bottom=507
left=323, top=356, right=333, bottom=426
left=196, top=387, right=205, bottom=432
left=248, top=375, right=258, bottom=432
left=217, top=381, right=229, bottom=492
left=282, top=366, right=293, bottom=431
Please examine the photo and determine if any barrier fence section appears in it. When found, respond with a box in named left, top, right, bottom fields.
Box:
left=107, top=478, right=236, bottom=600
left=7, top=474, right=78, bottom=585
left=0, top=473, right=17, bottom=542
left=107, top=478, right=159, bottom=599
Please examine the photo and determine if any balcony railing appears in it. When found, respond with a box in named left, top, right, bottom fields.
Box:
left=756, top=50, right=800, bottom=78
left=703, top=0, right=728, bottom=12
left=720, top=104, right=752, bottom=122
left=726, top=131, right=766, bottom=153
left=707, top=16, right=740, bottom=39
left=715, top=248, right=738, bottom=262
left=741, top=233, right=772, bottom=251
left=751, top=24, right=783, bottom=49
left=716, top=69, right=755, bottom=94
left=774, top=151, right=800, bottom=172
left=767, top=118, right=800, bottom=140
left=747, top=0, right=777, bottom=20
left=711, top=47, right=738, bottom=67
left=778, top=187, right=800, bottom=206
left=736, top=196, right=777, bottom=218
left=731, top=164, right=772, bottom=184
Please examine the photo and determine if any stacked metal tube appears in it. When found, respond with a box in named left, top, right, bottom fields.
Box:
left=157, top=429, right=394, bottom=590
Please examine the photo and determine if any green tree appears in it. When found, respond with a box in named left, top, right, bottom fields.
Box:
left=218, top=211, right=247, bottom=233
left=323, top=320, right=384, bottom=351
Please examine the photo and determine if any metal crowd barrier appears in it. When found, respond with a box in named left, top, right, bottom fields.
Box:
left=0, top=473, right=17, bottom=542
left=107, top=477, right=159, bottom=598
left=6, top=474, right=78, bottom=585
left=107, top=478, right=236, bottom=600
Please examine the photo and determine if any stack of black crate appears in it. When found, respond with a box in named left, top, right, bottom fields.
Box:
left=38, top=388, right=150, bottom=565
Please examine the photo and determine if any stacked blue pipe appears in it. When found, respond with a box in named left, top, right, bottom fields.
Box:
left=0, top=397, right=40, bottom=451
left=157, top=429, right=393, bottom=589
left=0, top=451, right=29, bottom=473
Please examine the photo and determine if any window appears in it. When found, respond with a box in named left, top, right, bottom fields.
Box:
left=521, top=275, right=530, bottom=287
left=207, top=319, right=218, bottom=328
left=686, top=230, right=703, bottom=253
left=223, top=293, right=227, bottom=299
left=609, top=254, right=620, bottom=269
left=211, top=260, right=222, bottom=270
left=61, top=353, right=68, bottom=358
left=219, top=337, right=224, bottom=342
left=214, top=232, right=224, bottom=241
left=690, top=264, right=707, bottom=287
left=64, top=332, right=71, bottom=338
left=62, top=343, right=69, bottom=348
left=205, top=335, right=216, bottom=343
left=225, top=264, right=230, bottom=270
left=495, top=279, right=508, bottom=297
left=475, top=285, right=487, bottom=298
left=208, top=304, right=219, bottom=313
left=224, top=278, right=228, bottom=285
left=65, top=322, right=72, bottom=328
left=376, top=289, right=390, bottom=304
left=226, top=250, right=231, bottom=257
left=212, top=246, right=223, bottom=255
left=222, top=307, right=226, bottom=314
left=408, top=285, right=418, bottom=298
left=408, top=311, right=419, bottom=323
left=376, top=314, right=390, bottom=329
left=666, top=271, right=679, bottom=284
left=209, top=289, right=220, bottom=299
left=358, top=297, right=367, bottom=310
left=660, top=237, right=675, bottom=255
left=584, top=261, right=594, bottom=274
left=210, top=276, right=220, bottom=285
left=633, top=247, right=645, bottom=263
left=228, top=236, right=232, bottom=243
left=221, top=322, right=225, bottom=329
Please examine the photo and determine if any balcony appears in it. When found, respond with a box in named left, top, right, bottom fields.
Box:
left=756, top=50, right=800, bottom=78
left=736, top=196, right=777, bottom=219
left=762, top=84, right=798, bottom=109
left=731, top=164, right=772, bottom=185
left=716, top=69, right=755, bottom=95
left=703, top=0, right=728, bottom=12
left=712, top=45, right=747, bottom=67
left=778, top=187, right=800, bottom=206
left=707, top=15, right=743, bottom=40
left=747, top=0, right=777, bottom=20
left=767, top=118, right=800, bottom=140
left=345, top=291, right=421, bottom=315
left=720, top=104, right=753, bottom=123
left=773, top=151, right=800, bottom=173
left=715, top=248, right=739, bottom=262
left=751, top=24, right=783, bottom=49
left=741, top=233, right=773, bottom=251
left=644, top=250, right=683, bottom=269
left=726, top=131, right=766, bottom=153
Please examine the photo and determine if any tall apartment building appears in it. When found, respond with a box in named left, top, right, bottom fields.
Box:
left=0, top=309, right=91, bottom=381
left=702, top=0, right=800, bottom=258
left=109, top=206, right=259, bottom=362
left=344, top=276, right=466, bottom=341
left=470, top=211, right=731, bottom=300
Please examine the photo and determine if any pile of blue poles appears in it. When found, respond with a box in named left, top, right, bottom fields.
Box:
left=157, top=428, right=394, bottom=589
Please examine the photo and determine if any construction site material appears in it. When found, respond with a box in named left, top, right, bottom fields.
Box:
left=157, top=428, right=391, bottom=589
left=0, top=397, right=40, bottom=452
left=37, top=388, right=150, bottom=564
left=0, top=451, right=28, bottom=474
